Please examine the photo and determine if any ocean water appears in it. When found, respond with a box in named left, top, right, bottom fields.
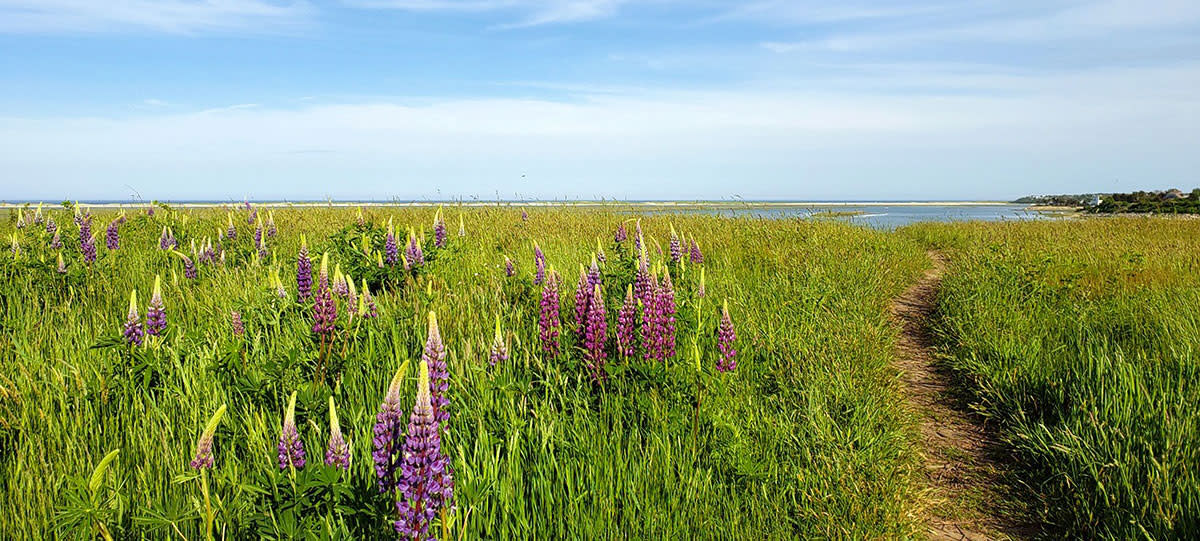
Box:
left=645, top=204, right=1052, bottom=229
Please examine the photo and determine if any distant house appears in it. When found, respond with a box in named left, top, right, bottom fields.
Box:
left=1163, top=189, right=1186, bottom=200
left=1088, top=194, right=1102, bottom=207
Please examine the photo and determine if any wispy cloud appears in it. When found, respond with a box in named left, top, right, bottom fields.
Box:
left=0, top=0, right=312, bottom=34
left=346, top=0, right=627, bottom=27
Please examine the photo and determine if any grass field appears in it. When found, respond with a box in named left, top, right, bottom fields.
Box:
left=0, top=204, right=931, bottom=539
left=906, top=218, right=1200, bottom=538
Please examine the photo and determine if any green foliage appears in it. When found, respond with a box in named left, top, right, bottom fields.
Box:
left=0, top=204, right=929, bottom=538
left=907, top=218, right=1200, bottom=539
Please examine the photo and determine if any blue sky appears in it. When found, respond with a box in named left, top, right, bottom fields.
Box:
left=1, top=0, right=1198, bottom=201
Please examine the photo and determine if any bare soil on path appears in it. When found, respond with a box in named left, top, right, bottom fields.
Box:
left=891, top=251, right=1034, bottom=540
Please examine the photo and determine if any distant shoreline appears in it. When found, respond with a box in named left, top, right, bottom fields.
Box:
left=1, top=200, right=1015, bottom=209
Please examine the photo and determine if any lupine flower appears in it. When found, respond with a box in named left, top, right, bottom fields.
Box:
left=297, top=236, right=312, bottom=300
left=173, top=250, right=198, bottom=280
left=159, top=227, right=172, bottom=250
left=243, top=200, right=252, bottom=211
left=333, top=265, right=349, bottom=298
left=614, top=222, right=627, bottom=244
left=504, top=256, right=515, bottom=277
left=9, top=233, right=19, bottom=256
left=356, top=207, right=366, bottom=228
left=79, top=214, right=96, bottom=263
left=690, top=238, right=703, bottom=264
left=267, top=211, right=277, bottom=238
left=272, top=267, right=288, bottom=299
left=538, top=269, right=562, bottom=355
left=33, top=203, right=43, bottom=224
left=373, top=362, right=409, bottom=492
left=697, top=267, right=706, bottom=298
left=394, top=359, right=455, bottom=540
left=521, top=209, right=528, bottom=222
left=345, top=277, right=358, bottom=315
left=312, top=282, right=338, bottom=336
left=717, top=299, right=737, bottom=372
left=123, top=290, right=144, bottom=345
left=277, top=391, right=306, bottom=470
left=406, top=230, right=425, bottom=268
left=247, top=205, right=257, bottom=226
left=656, top=268, right=677, bottom=361
left=596, top=238, right=606, bottom=264
left=573, top=265, right=591, bottom=337
left=146, top=275, right=167, bottom=336
left=457, top=214, right=465, bottom=237
left=45, top=217, right=57, bottom=236
left=668, top=224, right=681, bottom=264
left=433, top=208, right=447, bottom=248
left=489, top=316, right=508, bottom=366
left=423, top=311, right=449, bottom=424
left=317, top=251, right=330, bottom=291
left=325, top=397, right=351, bottom=470
left=226, top=214, right=236, bottom=240
left=190, top=404, right=227, bottom=470
left=616, top=284, right=637, bottom=358
left=385, top=220, right=399, bottom=266
left=82, top=235, right=97, bottom=264
left=56, top=252, right=67, bottom=274
left=634, top=220, right=643, bottom=255
left=146, top=204, right=154, bottom=216
left=584, top=284, right=608, bottom=381
left=254, top=215, right=263, bottom=247
left=532, top=242, right=546, bottom=285
left=50, top=226, right=62, bottom=249
left=231, top=310, right=245, bottom=337
left=633, top=256, right=653, bottom=307
left=358, top=278, right=378, bottom=319
left=15, top=212, right=25, bottom=229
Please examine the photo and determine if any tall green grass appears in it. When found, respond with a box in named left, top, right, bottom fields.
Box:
left=906, top=218, right=1200, bottom=538
left=0, top=205, right=928, bottom=538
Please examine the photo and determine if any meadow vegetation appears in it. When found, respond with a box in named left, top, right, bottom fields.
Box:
left=0, top=204, right=929, bottom=539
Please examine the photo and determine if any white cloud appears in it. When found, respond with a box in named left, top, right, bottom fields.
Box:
left=346, top=0, right=627, bottom=27
left=0, top=0, right=312, bottom=34
left=2, top=64, right=1197, bottom=200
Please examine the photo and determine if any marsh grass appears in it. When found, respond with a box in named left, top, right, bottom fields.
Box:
left=906, top=218, right=1200, bottom=538
left=1, top=205, right=928, bottom=538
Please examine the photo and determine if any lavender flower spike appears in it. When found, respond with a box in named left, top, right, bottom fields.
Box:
left=146, top=275, right=167, bottom=336
left=614, top=222, right=627, bottom=244
left=374, top=360, right=410, bottom=492
left=123, top=290, right=144, bottom=346
left=385, top=219, right=399, bottom=266
left=690, top=238, right=704, bottom=264
left=504, top=256, right=515, bottom=277
left=717, top=299, right=738, bottom=372
left=394, top=359, right=455, bottom=540
left=358, top=278, right=378, bottom=318
left=326, top=397, right=351, bottom=470
left=226, top=213, right=236, bottom=240
left=584, top=284, right=608, bottom=382
left=318, top=251, right=331, bottom=291
left=538, top=268, right=562, bottom=355
left=423, top=311, right=450, bottom=424
left=616, top=284, right=637, bottom=358
left=190, top=404, right=227, bottom=470
left=457, top=213, right=465, bottom=237
left=433, top=207, right=447, bottom=248
left=406, top=228, right=425, bottom=268
left=231, top=310, right=245, bottom=337
left=489, top=316, right=508, bottom=366
left=277, top=391, right=306, bottom=470
left=297, top=235, right=312, bottom=300
left=668, top=224, right=681, bottom=264
left=56, top=253, right=67, bottom=274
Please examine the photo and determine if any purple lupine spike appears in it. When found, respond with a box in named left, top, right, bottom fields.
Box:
left=616, top=285, right=637, bottom=358
left=521, top=209, right=528, bottom=222
left=614, top=222, right=627, bottom=244
left=146, top=204, right=155, bottom=216
left=226, top=217, right=237, bottom=240
left=584, top=284, right=608, bottom=381
left=190, top=405, right=226, bottom=470
left=373, top=364, right=408, bottom=492
left=326, top=397, right=351, bottom=470
left=248, top=206, right=257, bottom=226
left=634, top=220, right=643, bottom=254
left=423, top=312, right=449, bottom=424
left=504, top=256, right=515, bottom=277
left=183, top=254, right=197, bottom=280
left=333, top=267, right=349, bottom=298
left=489, top=317, right=508, bottom=366
left=532, top=243, right=546, bottom=285
left=385, top=223, right=399, bottom=267
left=50, top=226, right=62, bottom=249
left=254, top=221, right=263, bottom=247
left=573, top=266, right=591, bottom=337
left=45, top=217, right=57, bottom=236
left=123, top=290, right=144, bottom=345
left=433, top=212, right=447, bottom=249
left=633, top=257, right=653, bottom=307
left=658, top=269, right=677, bottom=361
left=717, top=299, right=738, bottom=372
left=640, top=271, right=661, bottom=361
left=82, top=237, right=97, bottom=264
left=312, top=284, right=337, bottom=336
left=277, top=391, right=306, bottom=470
left=690, top=238, right=703, bottom=264
left=79, top=215, right=96, bottom=263
left=359, top=279, right=378, bottom=319
left=297, top=239, right=312, bottom=300
left=159, top=227, right=171, bottom=250
left=231, top=310, right=245, bottom=337
left=146, top=275, right=167, bottom=336
left=267, top=213, right=277, bottom=238
left=394, top=360, right=455, bottom=540
left=538, top=270, right=562, bottom=355
left=406, top=233, right=425, bottom=268
left=668, top=226, right=682, bottom=264
left=56, top=253, right=67, bottom=274
left=243, top=200, right=252, bottom=211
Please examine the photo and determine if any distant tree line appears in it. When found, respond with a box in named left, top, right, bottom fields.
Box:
left=1090, top=189, right=1200, bottom=214
left=1012, top=194, right=1104, bottom=206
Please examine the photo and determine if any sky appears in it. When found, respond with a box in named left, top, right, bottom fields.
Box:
left=0, top=0, right=1198, bottom=201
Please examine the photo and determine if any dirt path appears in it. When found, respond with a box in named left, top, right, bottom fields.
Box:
left=891, top=251, right=1028, bottom=540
